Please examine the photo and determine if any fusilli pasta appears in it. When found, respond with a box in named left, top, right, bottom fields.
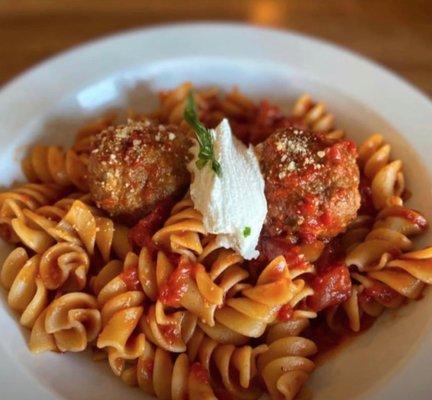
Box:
left=357, top=133, right=405, bottom=209
left=1, top=248, right=47, bottom=328
left=187, top=327, right=268, bottom=400
left=95, top=252, right=146, bottom=376
left=292, top=93, right=344, bottom=140
left=0, top=183, right=64, bottom=242
left=257, top=335, right=317, bottom=400
left=122, top=342, right=217, bottom=400
left=22, top=146, right=89, bottom=191
left=29, top=292, right=101, bottom=353
left=346, top=205, right=427, bottom=271
left=10, top=198, right=129, bottom=261
left=213, top=256, right=299, bottom=338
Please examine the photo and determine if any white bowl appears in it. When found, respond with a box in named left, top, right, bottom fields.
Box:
left=0, top=23, right=432, bottom=400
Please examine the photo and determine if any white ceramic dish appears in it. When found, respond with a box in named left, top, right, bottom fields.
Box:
left=0, top=23, right=431, bottom=400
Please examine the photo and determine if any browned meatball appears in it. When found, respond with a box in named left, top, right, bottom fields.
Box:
left=258, top=127, right=360, bottom=243
left=88, top=119, right=191, bottom=222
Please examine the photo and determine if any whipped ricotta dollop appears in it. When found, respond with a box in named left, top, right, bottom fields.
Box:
left=188, top=118, right=267, bottom=260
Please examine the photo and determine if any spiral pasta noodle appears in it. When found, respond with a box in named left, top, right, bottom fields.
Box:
left=152, top=196, right=205, bottom=259
left=39, top=242, right=90, bottom=291
left=29, top=292, right=101, bottom=353
left=357, top=133, right=405, bottom=209
left=211, top=256, right=298, bottom=339
left=292, top=93, right=344, bottom=140
left=92, top=248, right=194, bottom=355
left=10, top=198, right=129, bottom=261
left=0, top=183, right=64, bottom=243
left=187, top=328, right=268, bottom=400
left=328, top=246, right=432, bottom=333
left=257, top=334, right=317, bottom=400
left=21, top=146, right=89, bottom=191
left=138, top=242, right=248, bottom=344
left=122, top=342, right=217, bottom=400
left=139, top=249, right=199, bottom=352
left=156, top=82, right=221, bottom=127
left=1, top=248, right=48, bottom=328
left=346, top=205, right=427, bottom=271
left=94, top=252, right=146, bottom=376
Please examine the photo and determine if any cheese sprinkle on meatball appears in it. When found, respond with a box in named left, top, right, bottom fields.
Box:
left=258, top=126, right=360, bottom=243
left=88, top=119, right=191, bottom=222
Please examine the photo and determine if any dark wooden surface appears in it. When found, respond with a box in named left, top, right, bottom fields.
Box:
left=0, top=0, right=431, bottom=95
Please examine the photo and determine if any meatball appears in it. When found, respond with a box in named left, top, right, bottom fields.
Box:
left=88, top=119, right=191, bottom=222
left=258, top=126, right=360, bottom=243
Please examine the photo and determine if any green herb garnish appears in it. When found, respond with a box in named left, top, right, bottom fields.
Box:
left=184, top=91, right=222, bottom=177
left=243, top=226, right=251, bottom=238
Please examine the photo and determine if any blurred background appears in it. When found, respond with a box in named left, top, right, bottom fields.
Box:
left=1, top=0, right=431, bottom=95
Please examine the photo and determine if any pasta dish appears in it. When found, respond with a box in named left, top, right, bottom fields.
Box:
left=1, top=82, right=431, bottom=400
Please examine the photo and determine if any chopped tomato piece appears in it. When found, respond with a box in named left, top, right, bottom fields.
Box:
left=128, top=197, right=174, bottom=252
left=277, top=304, right=294, bottom=322
left=308, top=263, right=352, bottom=312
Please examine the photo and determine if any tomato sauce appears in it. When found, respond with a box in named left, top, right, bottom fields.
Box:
left=218, top=99, right=307, bottom=145
left=129, top=197, right=175, bottom=254
left=158, top=258, right=194, bottom=308
left=160, top=323, right=181, bottom=344
left=308, top=263, right=352, bottom=312
left=277, top=304, right=294, bottom=322
left=359, top=280, right=400, bottom=306
left=326, top=140, right=357, bottom=164
left=380, top=206, right=428, bottom=230
left=255, top=237, right=310, bottom=271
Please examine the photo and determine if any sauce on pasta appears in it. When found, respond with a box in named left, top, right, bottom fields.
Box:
left=158, top=257, right=194, bottom=307
left=119, top=265, right=141, bottom=291
left=277, top=303, right=294, bottom=321
left=1, top=83, right=432, bottom=400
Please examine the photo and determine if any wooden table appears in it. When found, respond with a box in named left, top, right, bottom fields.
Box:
left=1, top=0, right=431, bottom=95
